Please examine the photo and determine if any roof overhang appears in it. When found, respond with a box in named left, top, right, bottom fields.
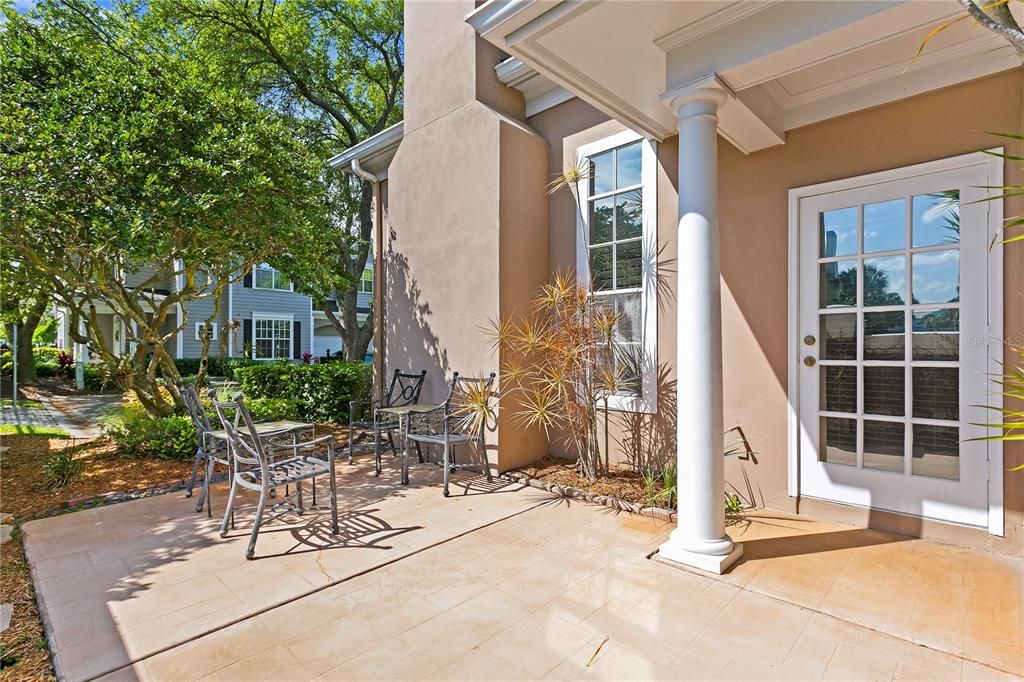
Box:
left=469, top=0, right=1022, bottom=154
left=327, top=122, right=404, bottom=181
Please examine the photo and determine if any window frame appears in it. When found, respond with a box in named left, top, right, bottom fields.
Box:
left=251, top=313, right=293, bottom=361
left=576, top=130, right=658, bottom=414
left=193, top=321, right=218, bottom=342
left=251, top=263, right=294, bottom=292
left=359, top=267, right=374, bottom=294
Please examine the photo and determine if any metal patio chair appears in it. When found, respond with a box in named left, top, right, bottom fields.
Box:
left=181, top=382, right=229, bottom=515
left=348, top=369, right=427, bottom=476
left=209, top=392, right=339, bottom=560
left=403, top=372, right=496, bottom=496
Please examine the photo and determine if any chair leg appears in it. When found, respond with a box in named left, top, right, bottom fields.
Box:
left=442, top=441, right=451, bottom=497
left=387, top=431, right=397, bottom=456
left=374, top=430, right=382, bottom=477
left=328, top=443, right=339, bottom=535
left=205, top=457, right=215, bottom=518
left=219, top=476, right=238, bottom=538
left=402, top=436, right=410, bottom=486
left=186, top=444, right=204, bottom=500
left=348, top=418, right=354, bottom=465
left=195, top=461, right=209, bottom=513
left=296, top=479, right=304, bottom=514
left=416, top=441, right=424, bottom=464
left=246, top=486, right=269, bottom=560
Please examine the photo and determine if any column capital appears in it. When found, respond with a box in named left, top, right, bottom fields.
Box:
left=660, top=74, right=731, bottom=117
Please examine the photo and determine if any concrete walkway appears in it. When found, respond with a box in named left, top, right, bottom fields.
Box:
left=22, top=459, right=1022, bottom=681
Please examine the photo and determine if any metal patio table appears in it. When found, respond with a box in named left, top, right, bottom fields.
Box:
left=378, top=403, right=443, bottom=484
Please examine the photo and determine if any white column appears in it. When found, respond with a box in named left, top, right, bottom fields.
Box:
left=658, top=75, right=742, bottom=574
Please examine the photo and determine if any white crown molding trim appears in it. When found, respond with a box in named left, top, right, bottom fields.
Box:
left=654, top=0, right=782, bottom=53
left=771, top=31, right=1012, bottom=110
left=496, top=57, right=576, bottom=116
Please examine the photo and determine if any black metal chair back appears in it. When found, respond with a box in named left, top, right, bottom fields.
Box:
left=383, top=369, right=427, bottom=408
left=443, top=372, right=498, bottom=436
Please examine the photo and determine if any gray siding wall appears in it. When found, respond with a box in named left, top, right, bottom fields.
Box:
left=179, top=293, right=231, bottom=358
left=123, top=264, right=173, bottom=291
left=233, top=282, right=312, bottom=359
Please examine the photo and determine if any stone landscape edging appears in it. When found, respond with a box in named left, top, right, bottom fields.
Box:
left=499, top=470, right=676, bottom=523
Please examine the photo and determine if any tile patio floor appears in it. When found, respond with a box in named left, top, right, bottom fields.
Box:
left=22, top=456, right=1024, bottom=681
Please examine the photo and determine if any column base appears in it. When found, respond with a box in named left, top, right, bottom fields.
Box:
left=656, top=541, right=744, bottom=575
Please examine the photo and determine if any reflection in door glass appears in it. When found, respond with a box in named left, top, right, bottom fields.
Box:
left=912, top=424, right=959, bottom=480
left=863, top=420, right=905, bottom=472
left=912, top=191, right=959, bottom=248
left=820, top=314, right=856, bottom=360
left=864, top=311, right=904, bottom=361
left=912, top=368, right=959, bottom=421
left=864, top=367, right=904, bottom=416
left=820, top=417, right=856, bottom=466
left=863, top=255, right=905, bottom=306
left=863, top=199, right=906, bottom=253
left=821, top=365, right=857, bottom=414
left=912, top=309, right=958, bottom=361
left=912, top=250, right=959, bottom=305
left=820, top=261, right=857, bottom=307
left=820, top=207, right=858, bottom=257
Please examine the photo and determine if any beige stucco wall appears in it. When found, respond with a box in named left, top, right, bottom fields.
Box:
left=530, top=68, right=1023, bottom=552
left=384, top=0, right=548, bottom=472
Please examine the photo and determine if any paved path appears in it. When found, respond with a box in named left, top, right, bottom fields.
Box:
left=44, top=392, right=121, bottom=439
left=0, top=399, right=63, bottom=431
left=21, top=463, right=1022, bottom=681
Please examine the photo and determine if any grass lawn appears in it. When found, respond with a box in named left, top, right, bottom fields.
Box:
left=0, top=425, right=69, bottom=438
left=0, top=399, right=44, bottom=409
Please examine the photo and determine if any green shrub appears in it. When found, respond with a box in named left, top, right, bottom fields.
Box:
left=34, top=347, right=63, bottom=364
left=43, top=447, right=83, bottom=489
left=83, top=364, right=108, bottom=392
left=247, top=397, right=300, bottom=421
left=35, top=361, right=58, bottom=378
left=171, top=356, right=256, bottom=381
left=104, top=409, right=197, bottom=460
left=233, top=361, right=371, bottom=423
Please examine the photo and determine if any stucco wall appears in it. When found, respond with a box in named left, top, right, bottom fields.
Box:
left=531, top=68, right=1023, bottom=552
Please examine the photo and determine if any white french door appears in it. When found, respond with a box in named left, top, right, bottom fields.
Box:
left=793, top=153, right=1002, bottom=531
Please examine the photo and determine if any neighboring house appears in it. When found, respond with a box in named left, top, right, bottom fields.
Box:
left=333, top=0, right=1023, bottom=571
left=58, top=262, right=374, bottom=362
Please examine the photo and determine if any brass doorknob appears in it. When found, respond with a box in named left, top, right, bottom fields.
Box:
left=803, top=356, right=816, bottom=367
left=804, top=335, right=816, bottom=346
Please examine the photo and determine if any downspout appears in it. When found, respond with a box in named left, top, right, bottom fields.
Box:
left=351, top=158, right=385, bottom=401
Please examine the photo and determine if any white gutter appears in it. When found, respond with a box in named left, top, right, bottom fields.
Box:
left=350, top=158, right=377, bottom=185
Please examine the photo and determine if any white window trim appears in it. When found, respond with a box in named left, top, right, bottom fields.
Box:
left=359, top=268, right=374, bottom=294
left=786, top=149, right=1004, bottom=536
left=575, top=129, right=658, bottom=414
left=251, top=312, right=294, bottom=361
left=194, top=321, right=218, bottom=342
left=252, top=263, right=294, bottom=292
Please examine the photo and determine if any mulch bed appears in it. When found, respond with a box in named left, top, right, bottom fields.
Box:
left=512, top=455, right=671, bottom=511
left=0, top=435, right=196, bottom=681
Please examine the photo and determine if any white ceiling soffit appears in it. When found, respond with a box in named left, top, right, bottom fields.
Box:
left=469, top=0, right=1022, bottom=153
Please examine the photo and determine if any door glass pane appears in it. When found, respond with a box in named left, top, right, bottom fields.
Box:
left=912, top=309, right=959, bottom=361
left=615, top=241, right=642, bottom=289
left=589, top=151, right=612, bottom=195
left=589, top=246, right=613, bottom=291
left=820, top=417, right=856, bottom=466
left=863, top=199, right=905, bottom=253
left=912, top=250, right=959, bottom=305
left=912, top=191, right=959, bottom=247
left=616, top=142, right=642, bottom=188
left=820, top=207, right=857, bottom=258
left=821, top=314, right=856, bottom=360
left=821, top=365, right=857, bottom=413
left=864, top=311, right=904, bottom=361
left=912, top=424, right=960, bottom=480
left=863, top=420, right=904, bottom=472
left=864, top=367, right=904, bottom=416
left=590, top=198, right=613, bottom=244
left=615, top=191, right=643, bottom=240
left=913, top=368, right=958, bottom=421
left=820, top=261, right=857, bottom=308
left=864, top=255, right=905, bottom=306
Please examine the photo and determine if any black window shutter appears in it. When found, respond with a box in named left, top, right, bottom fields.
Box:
left=242, top=270, right=252, bottom=287
left=293, top=321, right=301, bottom=359
left=243, top=318, right=253, bottom=356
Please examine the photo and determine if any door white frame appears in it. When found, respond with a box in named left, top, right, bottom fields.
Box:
left=787, top=150, right=1004, bottom=535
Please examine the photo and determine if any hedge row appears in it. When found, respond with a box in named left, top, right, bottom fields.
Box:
left=233, top=361, right=372, bottom=423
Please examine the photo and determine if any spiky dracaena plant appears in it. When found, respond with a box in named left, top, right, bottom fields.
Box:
left=483, top=157, right=636, bottom=481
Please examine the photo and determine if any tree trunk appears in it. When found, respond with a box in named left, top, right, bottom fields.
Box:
left=10, top=298, right=48, bottom=385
